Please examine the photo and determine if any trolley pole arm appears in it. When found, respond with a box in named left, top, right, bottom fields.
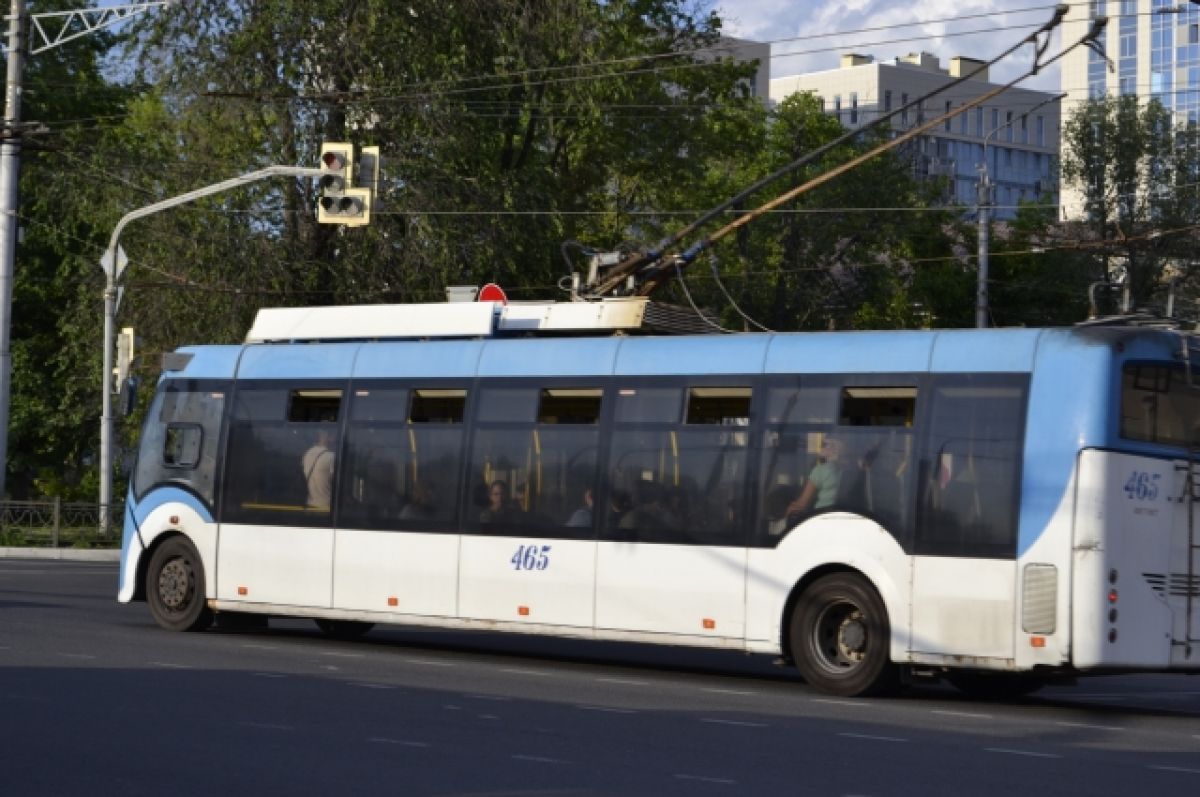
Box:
left=98, top=164, right=323, bottom=535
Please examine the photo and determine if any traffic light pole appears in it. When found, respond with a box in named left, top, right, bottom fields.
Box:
left=98, top=164, right=322, bottom=534
left=0, top=0, right=25, bottom=503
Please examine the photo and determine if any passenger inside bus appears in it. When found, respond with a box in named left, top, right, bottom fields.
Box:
left=302, top=429, right=336, bottom=512
left=785, top=436, right=845, bottom=523
left=566, top=487, right=594, bottom=527
left=479, top=479, right=522, bottom=523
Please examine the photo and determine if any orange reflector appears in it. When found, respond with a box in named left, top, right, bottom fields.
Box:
left=1030, top=636, right=1046, bottom=648
left=387, top=597, right=398, bottom=607
left=702, top=618, right=715, bottom=629
left=169, top=515, right=179, bottom=524
left=1108, top=589, right=1118, bottom=604
left=237, top=586, right=248, bottom=596
left=518, top=606, right=530, bottom=616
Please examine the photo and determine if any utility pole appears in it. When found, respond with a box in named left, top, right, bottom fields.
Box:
left=0, top=0, right=25, bottom=503
left=0, top=1, right=172, bottom=502
left=976, top=165, right=993, bottom=329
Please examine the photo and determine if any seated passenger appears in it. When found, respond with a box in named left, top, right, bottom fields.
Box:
left=480, top=479, right=522, bottom=523
left=786, top=437, right=845, bottom=523
left=566, top=487, right=594, bottom=528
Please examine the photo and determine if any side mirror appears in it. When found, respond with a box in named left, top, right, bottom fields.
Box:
left=120, top=376, right=139, bottom=417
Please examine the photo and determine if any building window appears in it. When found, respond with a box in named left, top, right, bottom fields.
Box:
left=1005, top=111, right=1013, bottom=142
left=850, top=92, right=858, bottom=124
left=975, top=107, right=983, bottom=137
left=834, top=94, right=842, bottom=121
left=901, top=93, right=909, bottom=125
left=944, top=100, right=952, bottom=131
left=884, top=89, right=892, bottom=112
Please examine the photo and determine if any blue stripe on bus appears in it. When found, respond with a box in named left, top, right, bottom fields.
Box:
left=481, top=337, right=621, bottom=377
left=929, top=329, right=1041, bottom=372
left=129, top=486, right=214, bottom=526
left=615, top=335, right=770, bottom=375
left=237, top=343, right=361, bottom=379
left=354, top=339, right=485, bottom=378
left=172, top=345, right=243, bottom=379
left=765, top=331, right=933, bottom=374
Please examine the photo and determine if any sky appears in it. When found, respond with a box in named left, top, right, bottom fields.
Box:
left=716, top=0, right=1069, bottom=91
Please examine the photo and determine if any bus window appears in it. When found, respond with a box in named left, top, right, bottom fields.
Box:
left=339, top=386, right=467, bottom=529
left=476, top=387, right=538, bottom=423
left=840, top=386, right=916, bottom=426
left=1120, top=363, right=1200, bottom=448
left=467, top=386, right=601, bottom=536
left=916, top=375, right=1028, bottom=558
left=765, top=384, right=837, bottom=425
left=222, top=384, right=343, bottom=526
left=614, top=386, right=682, bottom=424
left=606, top=384, right=751, bottom=546
left=134, top=381, right=226, bottom=506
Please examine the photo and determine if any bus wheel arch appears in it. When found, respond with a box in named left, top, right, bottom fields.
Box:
left=145, top=533, right=212, bottom=632
left=786, top=568, right=899, bottom=697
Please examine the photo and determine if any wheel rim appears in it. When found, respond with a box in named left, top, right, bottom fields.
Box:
left=809, top=598, right=869, bottom=675
left=157, top=556, right=194, bottom=615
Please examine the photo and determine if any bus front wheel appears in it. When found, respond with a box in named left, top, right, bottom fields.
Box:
left=790, top=573, right=898, bottom=697
left=146, top=536, right=212, bottom=632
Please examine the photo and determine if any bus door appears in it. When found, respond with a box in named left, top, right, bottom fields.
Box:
left=457, top=386, right=603, bottom=628
left=594, top=386, right=752, bottom=641
left=217, top=383, right=344, bottom=608
left=331, top=386, right=466, bottom=618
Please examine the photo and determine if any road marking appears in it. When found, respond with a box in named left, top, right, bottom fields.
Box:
left=701, top=687, right=756, bottom=696
left=240, top=721, right=294, bottom=731
left=58, top=653, right=96, bottom=660
left=596, top=677, right=650, bottom=686
left=241, top=644, right=277, bottom=651
left=575, top=704, right=638, bottom=714
left=1055, top=721, right=1125, bottom=732
left=812, top=698, right=868, bottom=707
left=1147, top=765, right=1200, bottom=775
left=985, top=748, right=1060, bottom=759
left=478, top=714, right=500, bottom=720
left=674, top=774, right=736, bottom=785
left=511, top=754, right=569, bottom=764
left=933, top=709, right=993, bottom=720
left=350, top=682, right=396, bottom=690
left=320, top=665, right=339, bottom=671
left=369, top=737, right=429, bottom=748
left=148, top=661, right=190, bottom=669
left=501, top=667, right=551, bottom=677
left=402, top=657, right=456, bottom=667
left=253, top=672, right=287, bottom=679
left=443, top=704, right=462, bottom=711
left=838, top=732, right=908, bottom=743
left=466, top=693, right=512, bottom=702
left=321, top=651, right=364, bottom=659
left=701, top=718, right=767, bottom=728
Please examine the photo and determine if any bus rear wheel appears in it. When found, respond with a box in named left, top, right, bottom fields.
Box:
left=146, top=536, right=212, bottom=632
left=314, top=619, right=374, bottom=639
left=790, top=573, right=898, bottom=697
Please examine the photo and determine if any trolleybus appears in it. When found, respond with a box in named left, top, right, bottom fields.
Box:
left=118, top=298, right=1200, bottom=696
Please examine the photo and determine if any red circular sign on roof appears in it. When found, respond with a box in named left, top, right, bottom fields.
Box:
left=478, top=283, right=507, bottom=304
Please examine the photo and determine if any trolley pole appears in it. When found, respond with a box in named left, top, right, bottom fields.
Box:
left=98, top=165, right=323, bottom=534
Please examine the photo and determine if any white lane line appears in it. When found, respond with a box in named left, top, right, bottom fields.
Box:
left=932, top=709, right=993, bottom=720
left=500, top=668, right=551, bottom=677
left=402, top=657, right=456, bottom=667
left=701, top=718, right=767, bottom=728
left=575, top=704, right=638, bottom=715
left=369, top=737, right=429, bottom=748
left=58, top=653, right=96, bottom=660
left=985, top=748, right=1061, bottom=759
left=478, top=714, right=500, bottom=720
left=511, top=754, right=570, bottom=764
left=443, top=704, right=462, bottom=711
left=253, top=672, right=287, bottom=679
left=241, top=644, right=277, bottom=651
left=674, top=774, right=736, bottom=785
left=838, top=732, right=908, bottom=743
left=240, top=721, right=294, bottom=731
left=1055, top=721, right=1125, bottom=732
left=466, top=694, right=512, bottom=702
left=701, top=687, right=756, bottom=696
left=321, top=651, right=364, bottom=659
left=1147, top=765, right=1200, bottom=775
left=596, top=677, right=650, bottom=686
left=148, top=661, right=190, bottom=669
left=812, top=698, right=869, bottom=707
left=350, top=682, right=396, bottom=690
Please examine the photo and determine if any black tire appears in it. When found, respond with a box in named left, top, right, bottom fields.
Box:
left=146, top=536, right=212, bottom=632
left=946, top=671, right=1045, bottom=700
left=314, top=619, right=374, bottom=639
left=790, top=573, right=898, bottom=697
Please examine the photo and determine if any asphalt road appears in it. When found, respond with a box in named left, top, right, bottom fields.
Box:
left=2, top=559, right=1199, bottom=796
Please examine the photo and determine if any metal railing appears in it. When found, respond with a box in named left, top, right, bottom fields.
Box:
left=0, top=499, right=122, bottom=548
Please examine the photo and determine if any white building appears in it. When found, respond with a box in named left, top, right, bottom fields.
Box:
left=770, top=53, right=1062, bottom=220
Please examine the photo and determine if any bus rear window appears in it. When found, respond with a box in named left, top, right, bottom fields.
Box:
left=1121, top=364, right=1200, bottom=448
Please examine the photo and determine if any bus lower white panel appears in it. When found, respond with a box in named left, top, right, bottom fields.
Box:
left=332, top=529, right=459, bottom=616
left=910, top=557, right=1015, bottom=660
left=1071, top=450, right=1176, bottom=669
left=594, top=542, right=746, bottom=639
left=216, top=524, right=333, bottom=608
left=458, top=537, right=595, bottom=627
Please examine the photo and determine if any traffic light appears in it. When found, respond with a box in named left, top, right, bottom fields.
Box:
left=317, top=142, right=372, bottom=226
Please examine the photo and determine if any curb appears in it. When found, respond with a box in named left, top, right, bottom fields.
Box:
left=0, top=547, right=120, bottom=562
